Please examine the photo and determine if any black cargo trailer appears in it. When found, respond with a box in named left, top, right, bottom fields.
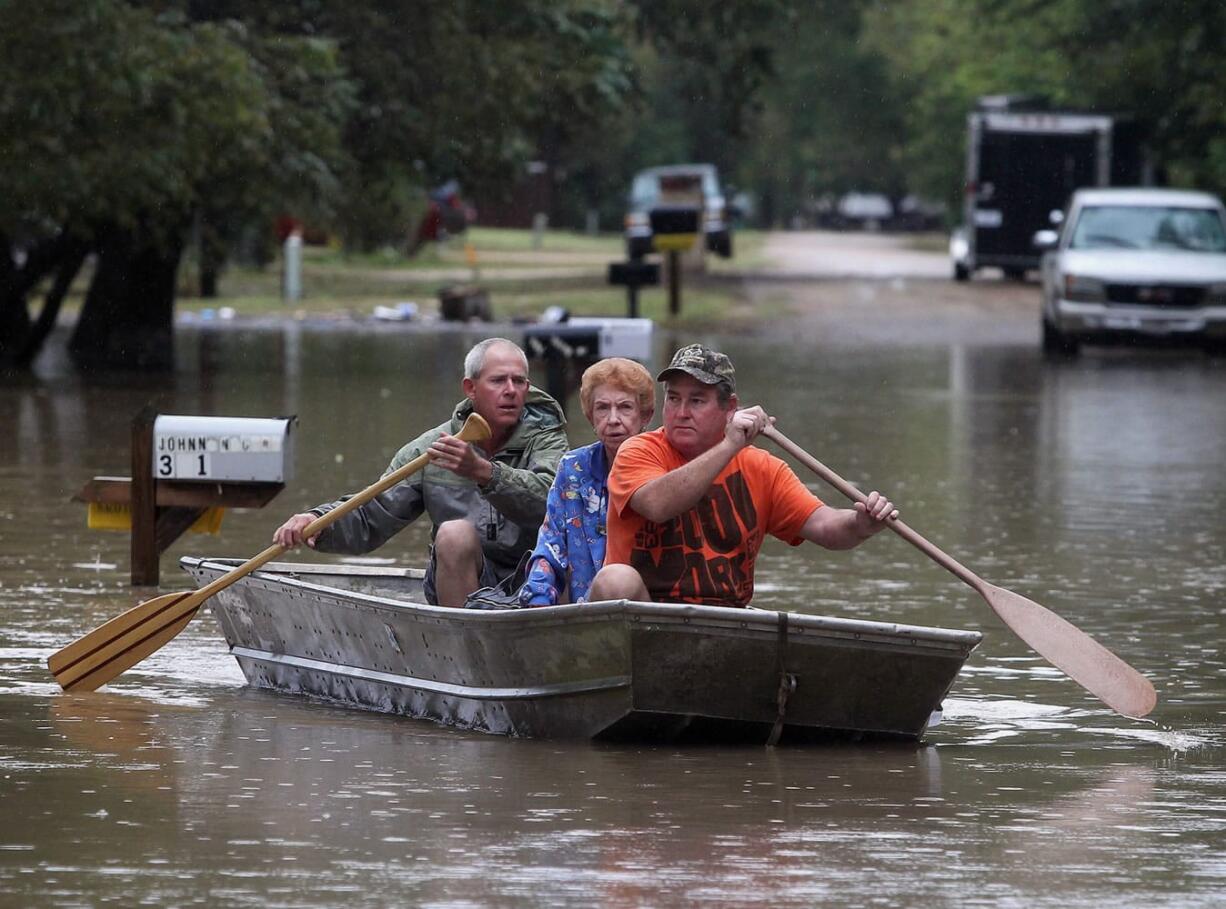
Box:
left=952, top=98, right=1145, bottom=280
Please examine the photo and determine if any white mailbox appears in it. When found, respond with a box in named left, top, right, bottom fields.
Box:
left=569, top=317, right=653, bottom=361
left=152, top=415, right=295, bottom=483
left=524, top=317, right=654, bottom=364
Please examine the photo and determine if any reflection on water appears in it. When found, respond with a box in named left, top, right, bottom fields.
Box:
left=3, top=324, right=1226, bottom=906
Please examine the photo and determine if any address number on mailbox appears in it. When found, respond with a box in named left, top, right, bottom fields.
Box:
left=157, top=451, right=215, bottom=479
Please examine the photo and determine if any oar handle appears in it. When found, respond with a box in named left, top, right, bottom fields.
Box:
left=193, top=413, right=491, bottom=605
left=761, top=425, right=986, bottom=594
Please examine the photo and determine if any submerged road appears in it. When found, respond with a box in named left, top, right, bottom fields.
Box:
left=762, top=229, right=953, bottom=280
left=727, top=230, right=1042, bottom=348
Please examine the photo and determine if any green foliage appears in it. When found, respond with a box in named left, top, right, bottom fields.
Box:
left=864, top=0, right=1226, bottom=208
left=296, top=0, right=639, bottom=249
left=743, top=1, right=908, bottom=226
left=547, top=0, right=790, bottom=229
left=0, top=0, right=353, bottom=245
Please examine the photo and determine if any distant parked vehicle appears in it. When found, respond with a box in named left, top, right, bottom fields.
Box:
left=811, top=192, right=945, bottom=232
left=1035, top=187, right=1226, bottom=355
left=836, top=192, right=893, bottom=231
left=624, top=164, right=733, bottom=260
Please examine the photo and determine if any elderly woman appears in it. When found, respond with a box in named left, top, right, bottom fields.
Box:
left=519, top=357, right=655, bottom=606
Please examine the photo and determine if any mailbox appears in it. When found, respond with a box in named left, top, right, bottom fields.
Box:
left=568, top=317, right=652, bottom=361
left=608, top=260, right=660, bottom=287
left=524, top=317, right=653, bottom=363
left=152, top=415, right=295, bottom=483
left=649, top=206, right=700, bottom=252
left=524, top=318, right=654, bottom=410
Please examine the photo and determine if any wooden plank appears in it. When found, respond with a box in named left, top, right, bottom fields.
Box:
left=74, top=477, right=284, bottom=509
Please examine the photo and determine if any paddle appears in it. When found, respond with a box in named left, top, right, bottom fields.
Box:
left=761, top=424, right=1157, bottom=719
left=47, top=413, right=492, bottom=692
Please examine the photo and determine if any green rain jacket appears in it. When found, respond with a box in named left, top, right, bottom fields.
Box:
left=310, top=387, right=568, bottom=579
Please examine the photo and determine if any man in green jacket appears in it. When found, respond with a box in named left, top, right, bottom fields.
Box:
left=273, top=338, right=568, bottom=607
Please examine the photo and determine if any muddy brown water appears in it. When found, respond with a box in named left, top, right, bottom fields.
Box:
left=3, top=305, right=1225, bottom=907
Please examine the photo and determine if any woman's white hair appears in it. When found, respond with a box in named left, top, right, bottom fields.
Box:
left=464, top=338, right=528, bottom=380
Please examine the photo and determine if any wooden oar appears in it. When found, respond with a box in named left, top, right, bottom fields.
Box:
left=47, top=413, right=492, bottom=692
left=761, top=424, right=1157, bottom=719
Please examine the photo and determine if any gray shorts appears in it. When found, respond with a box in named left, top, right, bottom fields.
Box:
left=421, top=544, right=505, bottom=606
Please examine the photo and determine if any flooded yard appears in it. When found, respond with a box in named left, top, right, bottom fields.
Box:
left=3, top=288, right=1225, bottom=906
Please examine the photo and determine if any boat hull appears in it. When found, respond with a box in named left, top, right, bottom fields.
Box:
left=181, top=557, right=981, bottom=743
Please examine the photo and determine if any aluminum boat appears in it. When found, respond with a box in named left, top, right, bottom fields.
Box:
left=181, top=557, right=981, bottom=743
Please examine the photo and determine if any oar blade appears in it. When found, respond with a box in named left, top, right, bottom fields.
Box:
left=983, top=584, right=1157, bottom=718
left=47, top=591, right=201, bottom=692
left=64, top=605, right=201, bottom=692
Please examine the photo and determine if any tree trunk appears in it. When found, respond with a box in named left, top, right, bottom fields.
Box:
left=0, top=232, right=84, bottom=372
left=198, top=214, right=225, bottom=299
left=69, top=226, right=183, bottom=371
left=0, top=270, right=33, bottom=372
left=15, top=243, right=88, bottom=368
left=199, top=261, right=219, bottom=299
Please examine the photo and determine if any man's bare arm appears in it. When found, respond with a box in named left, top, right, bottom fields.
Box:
left=799, top=491, right=898, bottom=550
left=628, top=437, right=740, bottom=522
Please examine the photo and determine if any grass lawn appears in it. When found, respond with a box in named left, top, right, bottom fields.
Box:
left=299, top=225, right=766, bottom=268
left=49, top=227, right=781, bottom=330
left=302, top=226, right=622, bottom=271
left=174, top=227, right=777, bottom=328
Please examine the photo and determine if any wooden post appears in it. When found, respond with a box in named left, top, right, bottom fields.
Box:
left=544, top=355, right=569, bottom=412
left=129, top=406, right=159, bottom=586
left=668, top=250, right=682, bottom=316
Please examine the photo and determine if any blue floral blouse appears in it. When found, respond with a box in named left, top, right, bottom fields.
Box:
left=519, top=441, right=609, bottom=606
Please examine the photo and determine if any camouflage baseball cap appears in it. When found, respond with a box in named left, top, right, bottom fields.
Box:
left=656, top=343, right=736, bottom=391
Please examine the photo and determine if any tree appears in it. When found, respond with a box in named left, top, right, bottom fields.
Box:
left=0, top=0, right=352, bottom=370
left=208, top=1, right=641, bottom=251
left=739, top=1, right=908, bottom=227
left=546, top=0, right=791, bottom=229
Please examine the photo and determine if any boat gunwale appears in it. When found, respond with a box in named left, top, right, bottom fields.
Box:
left=182, top=556, right=982, bottom=654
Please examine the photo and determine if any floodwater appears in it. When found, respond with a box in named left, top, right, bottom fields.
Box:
left=3, top=308, right=1225, bottom=907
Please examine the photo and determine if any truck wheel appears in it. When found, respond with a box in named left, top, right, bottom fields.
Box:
left=1042, top=318, right=1079, bottom=356
left=953, top=262, right=970, bottom=282
left=626, top=237, right=652, bottom=260
left=707, top=231, right=733, bottom=259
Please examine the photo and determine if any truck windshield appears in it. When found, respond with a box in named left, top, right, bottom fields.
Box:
left=629, top=174, right=658, bottom=206
left=1070, top=206, right=1226, bottom=252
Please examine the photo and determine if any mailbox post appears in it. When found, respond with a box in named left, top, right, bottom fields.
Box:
left=76, top=407, right=295, bottom=586
left=648, top=204, right=700, bottom=316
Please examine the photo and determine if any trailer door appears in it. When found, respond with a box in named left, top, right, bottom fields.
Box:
left=975, top=130, right=1099, bottom=267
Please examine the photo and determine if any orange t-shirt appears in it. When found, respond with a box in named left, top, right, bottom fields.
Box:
left=605, top=428, right=823, bottom=607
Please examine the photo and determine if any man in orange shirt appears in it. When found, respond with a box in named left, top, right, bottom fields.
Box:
left=590, top=344, right=898, bottom=608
